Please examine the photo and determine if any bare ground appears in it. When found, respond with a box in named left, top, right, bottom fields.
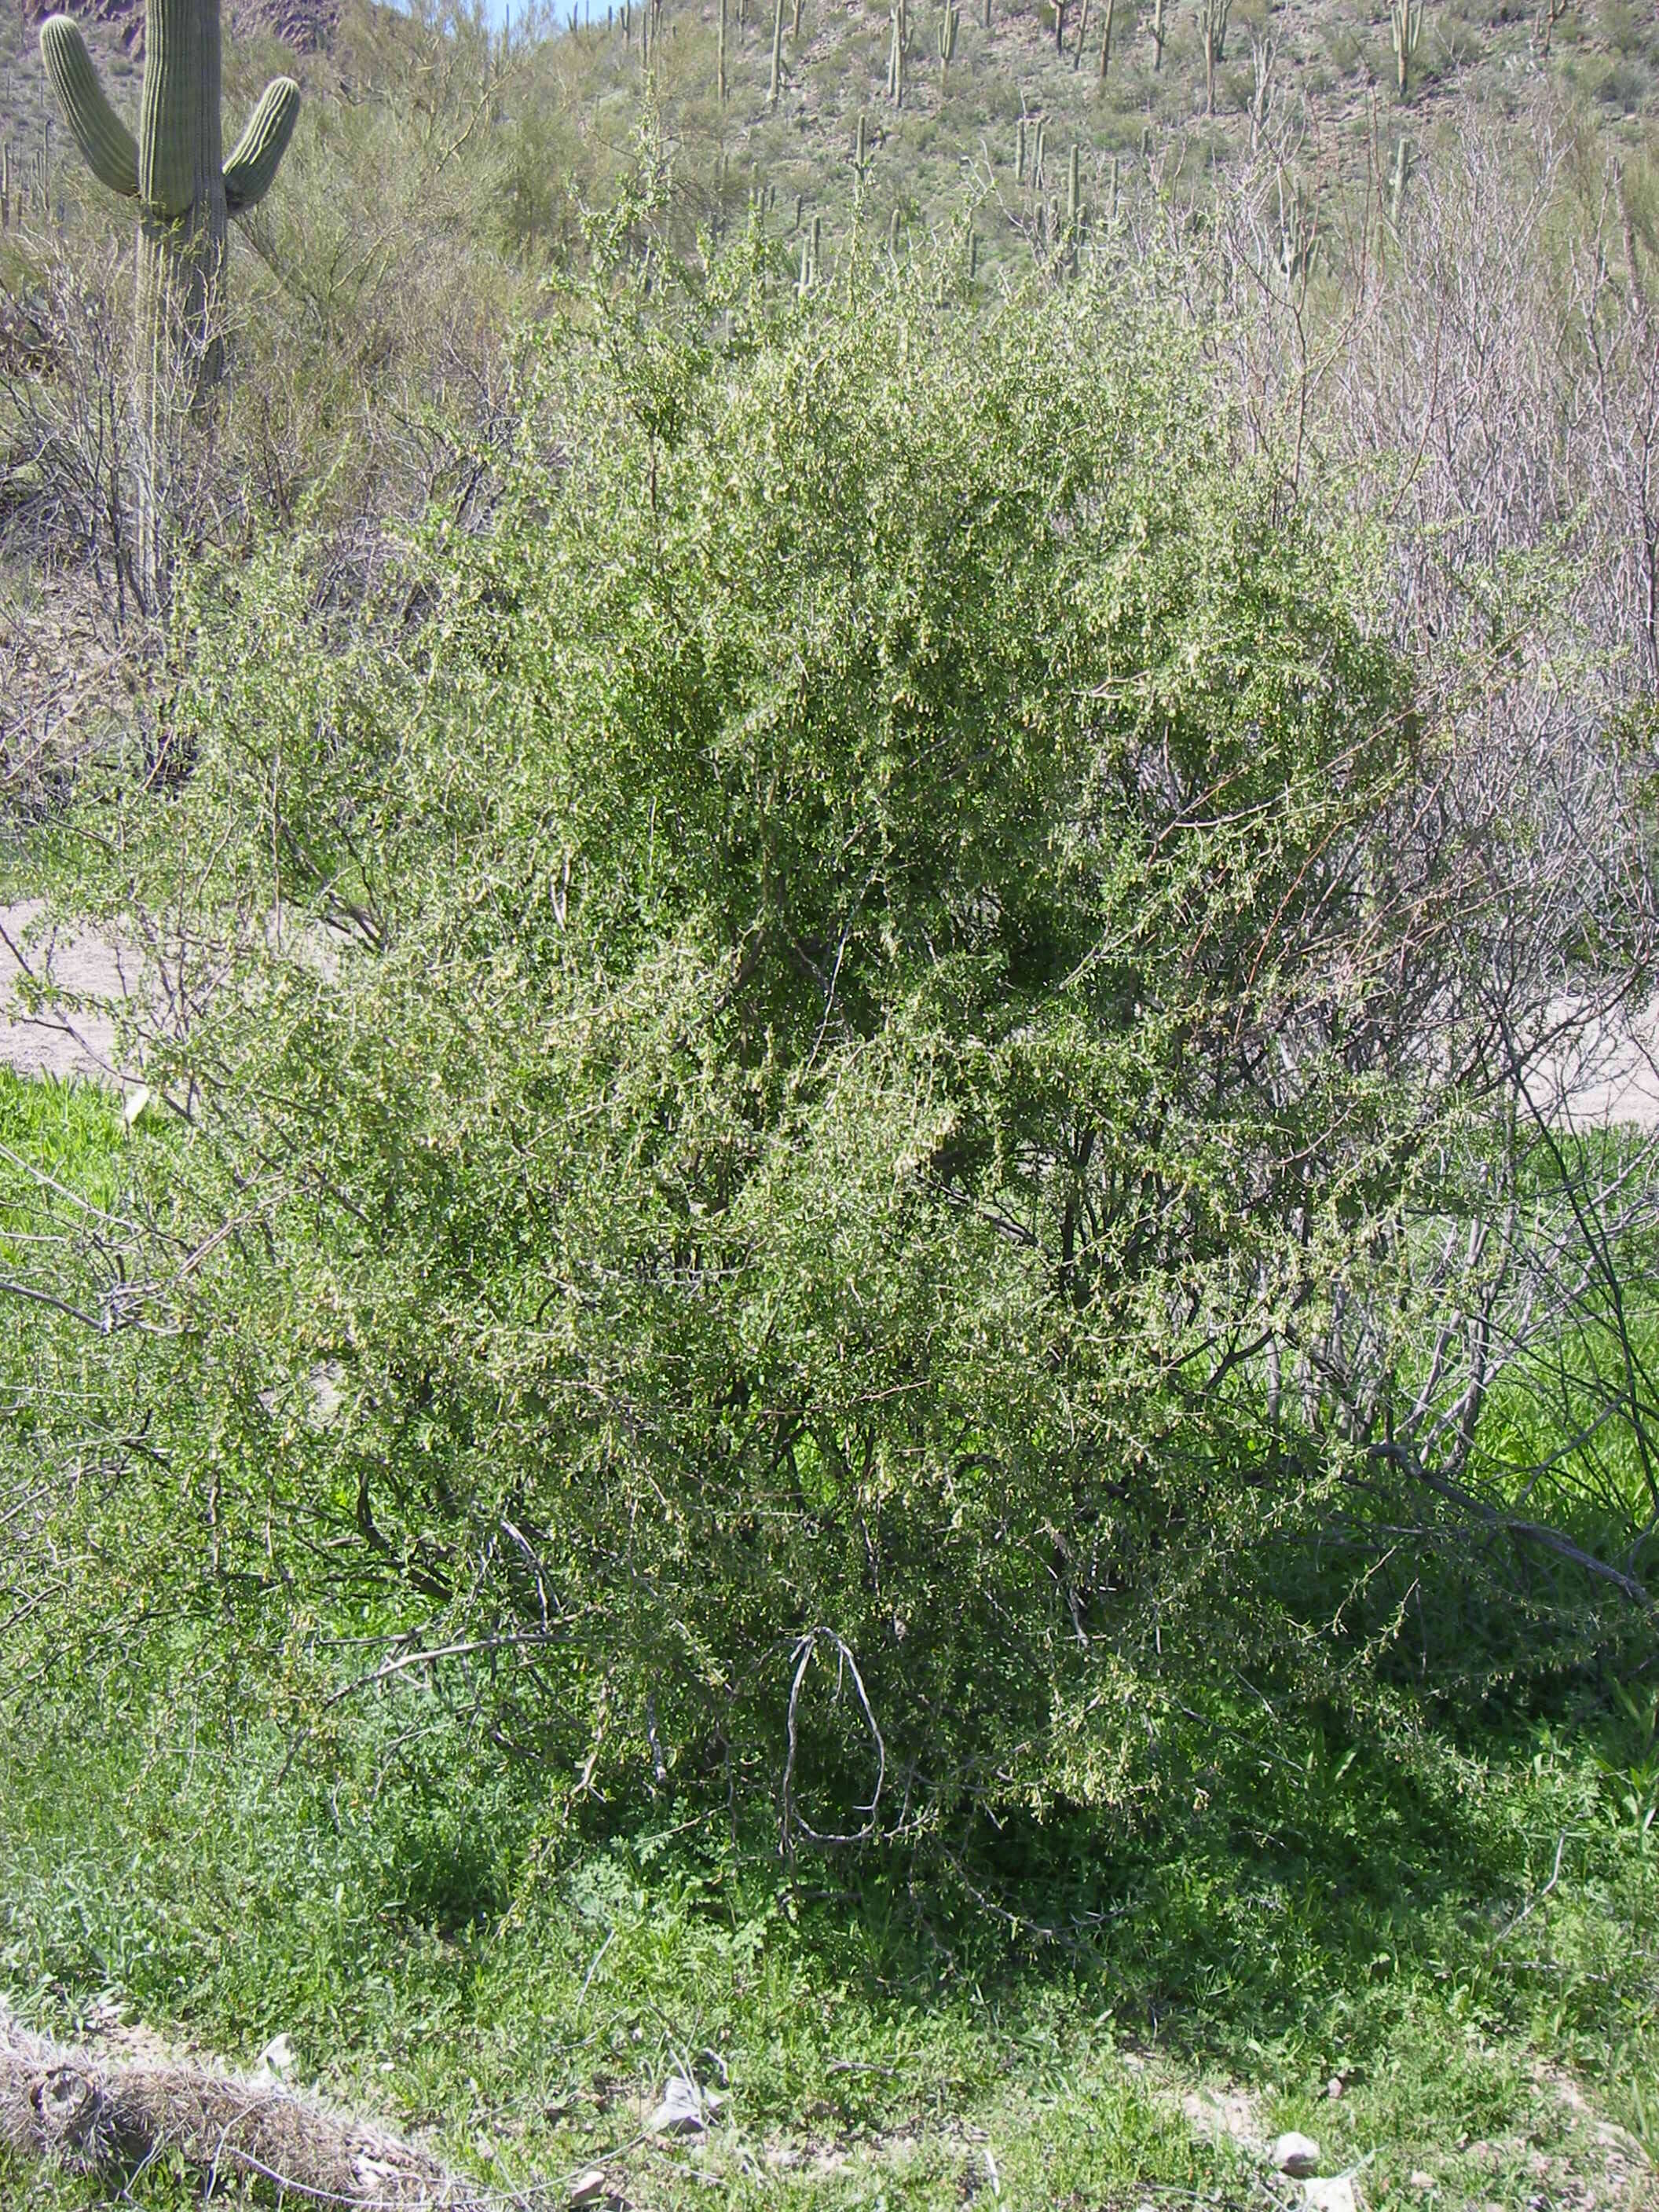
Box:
left=0, top=900, right=134, bottom=1086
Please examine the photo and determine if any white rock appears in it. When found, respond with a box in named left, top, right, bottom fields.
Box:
left=1271, top=2132, right=1323, bottom=2178
left=568, top=2171, right=609, bottom=2207
left=251, top=2033, right=294, bottom=2086
left=647, top=2074, right=706, bottom=2135
left=1303, top=2179, right=1358, bottom=2212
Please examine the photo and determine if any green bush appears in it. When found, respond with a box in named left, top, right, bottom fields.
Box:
left=6, top=233, right=1634, bottom=1848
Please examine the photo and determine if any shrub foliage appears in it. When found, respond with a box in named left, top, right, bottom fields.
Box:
left=6, top=240, right=1646, bottom=1844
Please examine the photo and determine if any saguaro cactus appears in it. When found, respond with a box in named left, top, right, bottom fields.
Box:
left=797, top=211, right=820, bottom=295
left=39, top=0, right=298, bottom=599
left=851, top=112, right=873, bottom=196
left=41, top=2, right=298, bottom=379
left=1277, top=174, right=1318, bottom=294
left=1388, top=135, right=1412, bottom=236
left=1390, top=0, right=1423, bottom=96
left=886, top=0, right=906, bottom=106
left=1097, top=0, right=1115, bottom=77
left=936, top=0, right=958, bottom=78
left=1196, top=0, right=1229, bottom=113
left=768, top=0, right=786, bottom=104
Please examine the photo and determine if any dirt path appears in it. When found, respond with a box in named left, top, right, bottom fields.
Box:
left=0, top=900, right=137, bottom=1086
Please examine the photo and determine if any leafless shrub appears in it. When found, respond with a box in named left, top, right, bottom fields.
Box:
left=0, top=2007, right=489, bottom=2207
left=1084, top=117, right=1659, bottom=1615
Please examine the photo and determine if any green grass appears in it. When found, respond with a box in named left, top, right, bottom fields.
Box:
left=0, top=1068, right=122, bottom=1236
left=1, top=1664, right=1656, bottom=2208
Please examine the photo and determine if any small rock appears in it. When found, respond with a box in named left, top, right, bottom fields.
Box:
left=251, top=2033, right=294, bottom=2086
left=1272, top=2133, right=1324, bottom=2179
left=647, top=2075, right=705, bottom=2136
left=1327, top=2075, right=1345, bottom=2099
left=1408, top=2174, right=1434, bottom=2192
left=1303, top=2181, right=1357, bottom=2212
left=569, top=2172, right=608, bottom=2207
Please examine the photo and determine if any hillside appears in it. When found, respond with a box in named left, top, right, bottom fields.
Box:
left=5, top=0, right=1659, bottom=273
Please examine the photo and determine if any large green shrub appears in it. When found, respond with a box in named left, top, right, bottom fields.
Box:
left=10, top=239, right=1618, bottom=1840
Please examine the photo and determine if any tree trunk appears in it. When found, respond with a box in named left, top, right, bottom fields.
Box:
left=134, top=0, right=227, bottom=609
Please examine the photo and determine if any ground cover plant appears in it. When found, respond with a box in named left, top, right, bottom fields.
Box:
left=0, top=1490, right=1656, bottom=2208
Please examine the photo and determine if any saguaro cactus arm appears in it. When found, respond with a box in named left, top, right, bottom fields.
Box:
left=39, top=4, right=298, bottom=218
left=38, top=16, right=139, bottom=196
left=224, top=77, right=300, bottom=211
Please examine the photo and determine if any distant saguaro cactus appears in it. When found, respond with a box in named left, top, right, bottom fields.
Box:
left=38, top=0, right=298, bottom=599
left=1388, top=135, right=1412, bottom=236
left=797, top=210, right=820, bottom=294
left=1196, top=0, right=1229, bottom=113
left=936, top=0, right=958, bottom=79
left=1278, top=172, right=1318, bottom=294
left=768, top=0, right=786, bottom=103
left=1390, top=0, right=1423, bottom=96
left=851, top=112, right=873, bottom=195
left=886, top=0, right=906, bottom=105
left=1097, top=0, right=1115, bottom=76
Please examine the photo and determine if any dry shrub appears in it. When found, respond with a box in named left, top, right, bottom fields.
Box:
left=0, top=2008, right=488, bottom=2207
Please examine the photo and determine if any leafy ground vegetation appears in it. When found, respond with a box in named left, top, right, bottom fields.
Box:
left=4, top=0, right=1659, bottom=2205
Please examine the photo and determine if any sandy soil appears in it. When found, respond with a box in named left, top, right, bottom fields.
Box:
left=0, top=900, right=137, bottom=1086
